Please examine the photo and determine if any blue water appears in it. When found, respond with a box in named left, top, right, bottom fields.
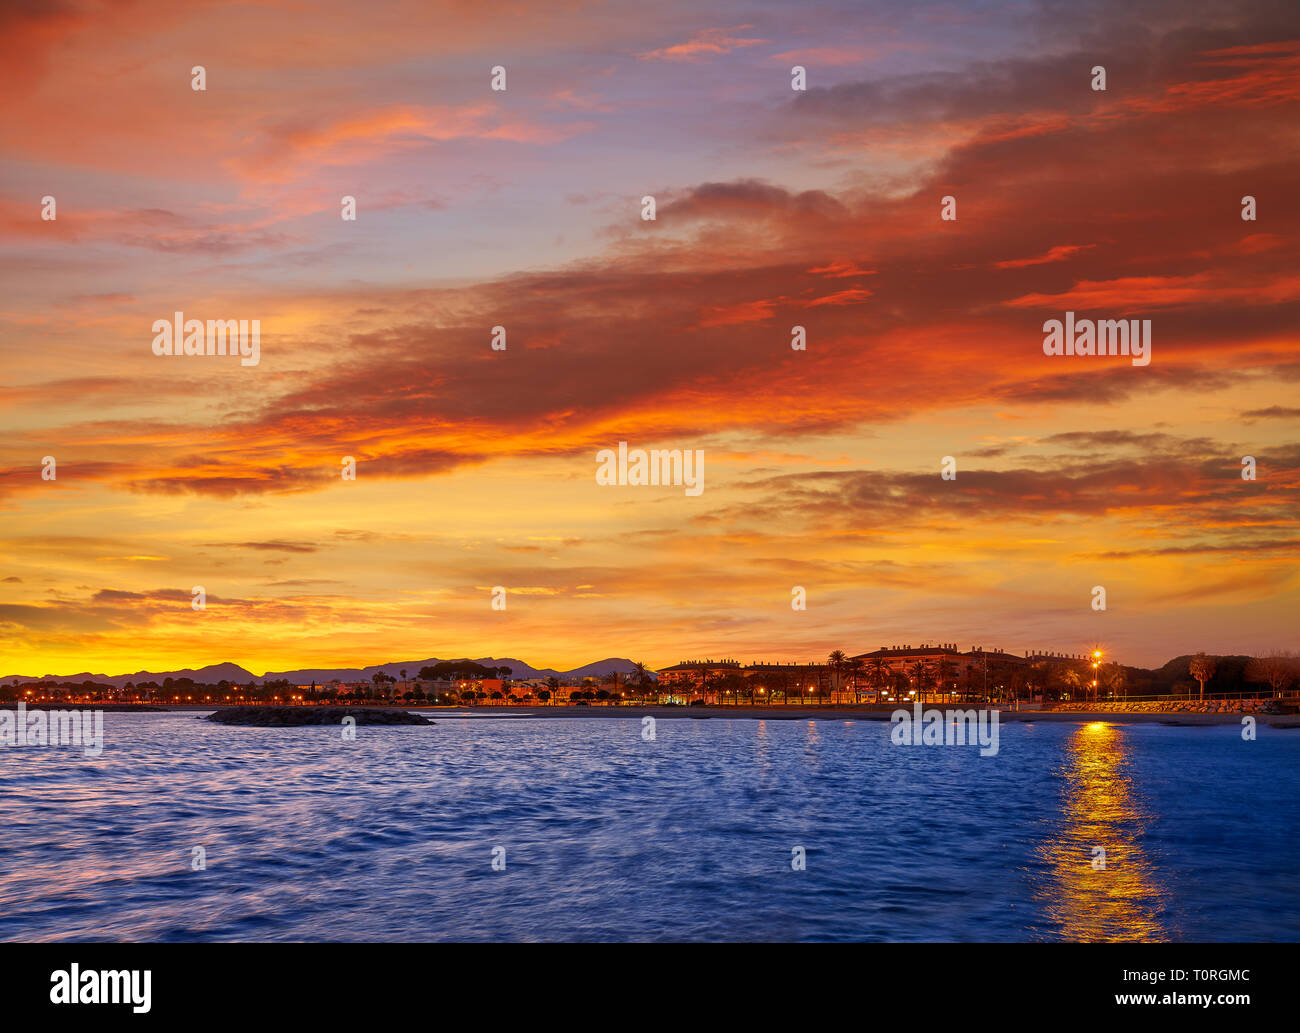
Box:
left=0, top=713, right=1296, bottom=941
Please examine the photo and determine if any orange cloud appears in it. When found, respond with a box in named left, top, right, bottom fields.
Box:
left=637, top=26, right=767, bottom=62
left=994, top=245, right=1092, bottom=269
left=1004, top=274, right=1300, bottom=311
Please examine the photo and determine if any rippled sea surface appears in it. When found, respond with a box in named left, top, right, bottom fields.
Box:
left=1, top=713, right=1297, bottom=942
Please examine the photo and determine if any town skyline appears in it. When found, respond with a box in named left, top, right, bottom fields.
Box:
left=5, top=637, right=1279, bottom=688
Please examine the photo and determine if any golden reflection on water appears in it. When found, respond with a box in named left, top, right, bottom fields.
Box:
left=1038, top=722, right=1172, bottom=941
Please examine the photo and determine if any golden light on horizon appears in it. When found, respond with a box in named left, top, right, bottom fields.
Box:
left=1034, top=722, right=1172, bottom=941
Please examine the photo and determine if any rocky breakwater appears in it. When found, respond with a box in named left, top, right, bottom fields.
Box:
left=1047, top=699, right=1283, bottom=715
left=205, top=706, right=433, bottom=726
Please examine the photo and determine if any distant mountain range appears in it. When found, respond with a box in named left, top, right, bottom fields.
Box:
left=1, top=656, right=646, bottom=689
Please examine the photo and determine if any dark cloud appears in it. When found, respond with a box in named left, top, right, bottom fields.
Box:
left=215, top=540, right=321, bottom=553
left=725, top=438, right=1300, bottom=536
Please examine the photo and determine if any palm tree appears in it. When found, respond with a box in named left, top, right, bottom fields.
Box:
left=1102, top=662, right=1126, bottom=702
left=827, top=650, right=847, bottom=702
left=908, top=660, right=934, bottom=704
left=1007, top=670, right=1026, bottom=708
left=1189, top=654, right=1217, bottom=701
left=630, top=661, right=650, bottom=702
left=776, top=668, right=792, bottom=705
left=935, top=657, right=956, bottom=700
left=870, top=659, right=890, bottom=702
left=1026, top=661, right=1049, bottom=703
left=696, top=664, right=712, bottom=705
left=847, top=658, right=864, bottom=703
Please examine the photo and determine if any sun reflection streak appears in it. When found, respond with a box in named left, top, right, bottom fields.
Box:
left=1036, top=722, right=1173, bottom=941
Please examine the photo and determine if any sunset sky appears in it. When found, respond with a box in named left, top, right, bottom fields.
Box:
left=1, top=0, right=1297, bottom=677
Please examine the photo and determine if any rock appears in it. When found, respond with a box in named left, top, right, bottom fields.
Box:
left=204, top=706, right=433, bottom=727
